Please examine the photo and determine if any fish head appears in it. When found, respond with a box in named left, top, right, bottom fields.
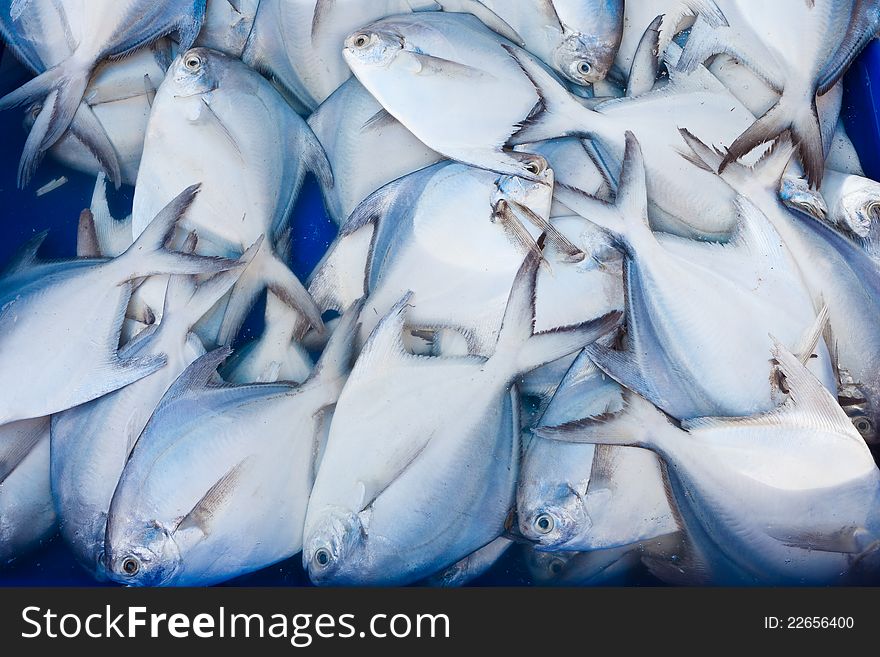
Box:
left=343, top=28, right=405, bottom=69
left=837, top=187, right=880, bottom=242
left=22, top=102, right=42, bottom=131
left=303, top=507, right=366, bottom=585
left=169, top=47, right=223, bottom=97
left=492, top=156, right=554, bottom=214
left=104, top=522, right=182, bottom=587
left=518, top=482, right=591, bottom=550
left=522, top=545, right=576, bottom=584
left=554, top=29, right=616, bottom=86
left=779, top=175, right=828, bottom=223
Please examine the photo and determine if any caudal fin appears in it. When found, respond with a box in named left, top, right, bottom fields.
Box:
left=492, top=253, right=622, bottom=378
left=117, top=185, right=239, bottom=280
left=0, top=60, right=91, bottom=187
left=721, top=92, right=825, bottom=188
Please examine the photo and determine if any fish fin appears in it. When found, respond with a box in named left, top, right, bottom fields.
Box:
left=310, top=0, right=336, bottom=42
left=509, top=201, right=586, bottom=262
left=493, top=200, right=545, bottom=263
left=493, top=253, right=622, bottom=376
left=118, top=185, right=239, bottom=280
left=90, top=173, right=133, bottom=257
left=111, top=5, right=206, bottom=59
left=254, top=361, right=282, bottom=384
left=159, top=347, right=233, bottom=408
left=308, top=225, right=374, bottom=313
left=536, top=393, right=669, bottom=449
left=353, top=292, right=416, bottom=372
left=301, top=121, right=334, bottom=191
left=175, top=456, right=254, bottom=536
left=68, top=103, right=122, bottom=189
left=76, top=209, right=101, bottom=258
left=792, top=305, right=830, bottom=366
left=721, top=93, right=825, bottom=188
left=404, top=51, right=489, bottom=79
left=360, top=107, right=396, bottom=133
left=675, top=127, right=725, bottom=174
left=764, top=525, right=872, bottom=554
left=9, top=0, right=31, bottom=21
left=217, top=238, right=322, bottom=345
left=726, top=195, right=788, bottom=266
left=102, top=352, right=168, bottom=394
left=436, top=0, right=525, bottom=45
left=0, top=60, right=91, bottom=181
left=308, top=297, right=365, bottom=389
left=627, top=15, right=663, bottom=98
left=817, top=1, right=880, bottom=95
left=0, top=418, right=47, bottom=486
left=1, top=229, right=49, bottom=275
left=680, top=0, right=729, bottom=27
left=503, top=44, right=600, bottom=145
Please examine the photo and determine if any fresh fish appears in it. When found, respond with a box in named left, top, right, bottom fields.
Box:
left=539, top=339, right=880, bottom=585
left=476, top=0, right=624, bottom=86
left=342, top=12, right=756, bottom=239
left=519, top=352, right=677, bottom=551
left=131, top=47, right=329, bottom=343
left=426, top=537, right=513, bottom=587
left=303, top=256, right=621, bottom=586
left=0, top=0, right=206, bottom=186
left=23, top=46, right=168, bottom=187
left=307, top=78, right=442, bottom=226
left=0, top=187, right=235, bottom=425
left=241, top=0, right=522, bottom=112
left=815, top=170, right=880, bottom=255
left=677, top=0, right=869, bottom=186
left=0, top=417, right=54, bottom=564
left=678, top=130, right=880, bottom=444
left=103, top=302, right=361, bottom=586
left=521, top=545, right=578, bottom=585
left=555, top=133, right=834, bottom=419
left=196, top=0, right=260, bottom=58
left=51, top=266, right=245, bottom=578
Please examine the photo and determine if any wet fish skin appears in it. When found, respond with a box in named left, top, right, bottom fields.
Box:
left=104, top=303, right=361, bottom=587
left=0, top=417, right=54, bottom=565
left=0, top=187, right=237, bottom=425
left=0, top=0, right=207, bottom=186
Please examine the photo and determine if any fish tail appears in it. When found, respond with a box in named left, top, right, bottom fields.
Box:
left=302, top=121, right=334, bottom=192
left=535, top=393, right=668, bottom=451
left=1, top=59, right=91, bottom=186
left=721, top=91, right=825, bottom=189
left=308, top=297, right=365, bottom=391
left=492, top=253, right=621, bottom=378
left=216, top=239, right=323, bottom=346
left=68, top=103, right=123, bottom=189
left=501, top=44, right=603, bottom=145
left=118, top=185, right=240, bottom=281
left=90, top=173, right=134, bottom=257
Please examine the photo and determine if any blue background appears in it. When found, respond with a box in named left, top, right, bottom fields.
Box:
left=1, top=39, right=879, bottom=586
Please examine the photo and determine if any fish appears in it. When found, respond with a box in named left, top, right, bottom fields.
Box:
left=0, top=186, right=236, bottom=425
left=342, top=12, right=758, bottom=239
left=475, top=0, right=624, bottom=86
left=307, top=78, right=443, bottom=226
left=426, top=537, right=514, bottom=587
left=103, top=301, right=362, bottom=586
left=196, top=0, right=260, bottom=58
left=0, top=417, right=55, bottom=565
left=130, top=47, right=329, bottom=344
left=539, top=338, right=880, bottom=585
left=0, top=0, right=206, bottom=186
left=555, top=133, right=834, bottom=419
left=677, top=130, right=880, bottom=444
left=677, top=0, right=871, bottom=186
left=241, top=0, right=522, bottom=112
left=302, top=254, right=621, bottom=586
left=814, top=170, right=880, bottom=255
left=51, top=265, right=245, bottom=578
left=519, top=352, right=677, bottom=552
left=22, top=45, right=169, bottom=187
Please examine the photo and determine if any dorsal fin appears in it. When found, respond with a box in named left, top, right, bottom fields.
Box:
left=157, top=347, right=233, bottom=408
left=350, top=293, right=416, bottom=376
left=2, top=230, right=49, bottom=276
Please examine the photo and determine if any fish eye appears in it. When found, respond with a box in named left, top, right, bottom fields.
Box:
left=524, top=159, right=543, bottom=175
left=353, top=33, right=372, bottom=49
left=315, top=548, right=331, bottom=567
left=534, top=513, right=555, bottom=534
left=854, top=417, right=873, bottom=437
left=576, top=60, right=592, bottom=77
left=29, top=105, right=42, bottom=119
left=184, top=54, right=202, bottom=72
left=121, top=557, right=140, bottom=576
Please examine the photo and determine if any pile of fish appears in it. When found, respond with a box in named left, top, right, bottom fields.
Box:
left=1, top=0, right=880, bottom=587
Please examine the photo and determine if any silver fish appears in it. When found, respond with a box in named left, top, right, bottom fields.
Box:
left=556, top=133, right=834, bottom=419
left=307, top=78, right=442, bottom=226
left=0, top=417, right=54, bottom=564
left=0, top=0, right=206, bottom=186
left=426, top=537, right=513, bottom=587
left=103, top=302, right=360, bottom=586
left=51, top=267, right=244, bottom=578
left=540, top=339, right=880, bottom=585
left=131, top=47, right=329, bottom=343
left=303, top=256, right=621, bottom=586
left=816, top=170, right=880, bottom=255
left=0, top=187, right=235, bottom=425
